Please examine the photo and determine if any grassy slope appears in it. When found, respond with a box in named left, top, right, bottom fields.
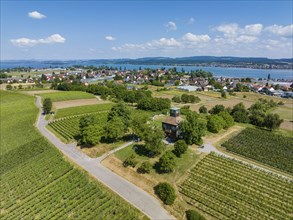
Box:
left=40, top=91, right=95, bottom=102
left=0, top=91, right=144, bottom=219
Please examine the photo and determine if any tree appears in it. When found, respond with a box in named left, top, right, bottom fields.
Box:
left=209, top=104, right=225, bottom=114
left=158, top=151, right=176, bottom=173
left=172, top=96, right=181, bottom=103
left=231, top=102, right=249, bottom=123
left=207, top=115, right=226, bottom=133
left=81, top=124, right=104, bottom=145
left=185, top=209, right=205, bottom=220
left=144, top=126, right=165, bottom=156
left=137, top=161, right=152, bottom=174
left=154, top=182, right=176, bottom=205
left=199, top=106, right=207, bottom=114
left=104, top=116, right=125, bottom=141
left=180, top=112, right=206, bottom=145
left=218, top=111, right=234, bottom=128
left=130, top=115, right=148, bottom=139
left=221, top=90, right=227, bottom=98
left=123, top=154, right=138, bottom=168
left=263, top=113, right=283, bottom=131
left=6, top=84, right=12, bottom=90
left=79, top=114, right=96, bottom=131
left=173, top=140, right=188, bottom=157
left=43, top=98, right=52, bottom=114
left=107, top=101, right=131, bottom=129
left=267, top=73, right=271, bottom=81
left=181, top=94, right=190, bottom=103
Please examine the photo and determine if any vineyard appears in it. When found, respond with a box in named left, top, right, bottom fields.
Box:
left=222, top=127, right=293, bottom=174
left=48, top=112, right=108, bottom=141
left=180, top=153, right=293, bottom=219
left=54, top=103, right=114, bottom=119
left=0, top=91, right=144, bottom=219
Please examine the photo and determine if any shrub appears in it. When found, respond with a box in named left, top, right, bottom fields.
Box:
left=123, top=155, right=138, bottom=168
left=173, top=140, right=188, bottom=157
left=158, top=151, right=176, bottom=173
left=154, top=182, right=176, bottom=205
left=137, top=161, right=151, bottom=174
left=186, top=209, right=205, bottom=220
left=199, top=105, right=207, bottom=114
left=207, top=115, right=226, bottom=133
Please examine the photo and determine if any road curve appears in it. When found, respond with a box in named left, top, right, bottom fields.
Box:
left=35, top=96, right=175, bottom=220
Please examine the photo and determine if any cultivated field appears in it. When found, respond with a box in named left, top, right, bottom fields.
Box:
left=0, top=91, right=144, bottom=219
left=54, top=103, right=114, bottom=119
left=180, top=153, right=293, bottom=219
left=53, top=98, right=110, bottom=109
left=40, top=91, right=95, bottom=102
left=222, top=127, right=293, bottom=174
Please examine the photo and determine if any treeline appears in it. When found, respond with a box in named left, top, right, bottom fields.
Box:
left=172, top=94, right=201, bottom=104
left=198, top=98, right=283, bottom=132
left=54, top=82, right=170, bottom=112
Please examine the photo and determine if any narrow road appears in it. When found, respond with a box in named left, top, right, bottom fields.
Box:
left=35, top=96, right=175, bottom=220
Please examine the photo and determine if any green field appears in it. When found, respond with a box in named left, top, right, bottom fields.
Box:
left=48, top=112, right=108, bottom=141
left=222, top=127, right=293, bottom=174
left=180, top=153, right=293, bottom=219
left=55, top=103, right=114, bottom=119
left=0, top=91, right=144, bottom=219
left=40, top=91, right=95, bottom=102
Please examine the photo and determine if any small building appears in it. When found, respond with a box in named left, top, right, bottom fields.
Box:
left=162, top=107, right=183, bottom=139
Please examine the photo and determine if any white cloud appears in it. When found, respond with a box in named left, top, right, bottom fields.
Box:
left=28, top=11, right=46, bottom=19
left=182, top=33, right=211, bottom=43
left=165, top=21, right=177, bottom=31
left=11, top=34, right=66, bottom=47
left=265, top=24, right=293, bottom=37
left=242, top=24, right=263, bottom=36
left=188, top=17, right=195, bottom=25
left=216, top=23, right=239, bottom=38
left=157, top=38, right=181, bottom=46
left=105, top=36, right=116, bottom=41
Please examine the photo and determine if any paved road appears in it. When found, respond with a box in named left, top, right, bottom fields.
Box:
left=199, top=142, right=292, bottom=180
left=35, top=96, right=175, bottom=220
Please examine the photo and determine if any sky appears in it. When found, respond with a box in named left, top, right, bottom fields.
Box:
left=1, top=0, right=292, bottom=60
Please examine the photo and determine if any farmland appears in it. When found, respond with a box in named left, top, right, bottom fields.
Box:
left=0, top=91, right=144, bottom=219
left=40, top=91, right=95, bottom=102
left=222, top=127, right=293, bottom=174
left=54, top=103, right=114, bottom=119
left=48, top=112, right=108, bottom=141
left=180, top=153, right=293, bottom=219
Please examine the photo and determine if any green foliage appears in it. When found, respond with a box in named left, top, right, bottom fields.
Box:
left=137, top=97, right=171, bottom=111
left=107, top=101, right=131, bottom=129
left=137, top=161, right=152, bottom=174
left=144, top=126, right=165, bottom=156
left=180, top=94, right=201, bottom=103
left=222, top=128, right=293, bottom=174
left=221, top=90, right=227, bottom=98
left=218, top=111, right=234, bottom=128
left=180, top=105, right=191, bottom=115
left=173, top=140, right=188, bottom=157
left=123, top=154, right=138, bottom=168
left=180, top=112, right=206, bottom=145
left=231, top=102, right=249, bottom=123
left=263, top=113, right=283, bottom=131
left=185, top=209, right=205, bottom=220
left=6, top=84, right=12, bottom=90
left=158, top=151, right=176, bottom=173
left=172, top=95, right=181, bottom=103
left=207, top=115, right=226, bottom=133
left=199, top=105, right=207, bottom=114
left=154, top=182, right=176, bottom=205
left=79, top=114, right=97, bottom=131
left=104, top=116, right=125, bottom=141
left=208, top=104, right=225, bottom=114
left=43, top=98, right=52, bottom=114
left=180, top=153, right=293, bottom=219
left=130, top=115, right=149, bottom=139
left=81, top=124, right=104, bottom=145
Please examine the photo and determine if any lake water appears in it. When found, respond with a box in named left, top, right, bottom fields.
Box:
left=1, top=60, right=292, bottom=80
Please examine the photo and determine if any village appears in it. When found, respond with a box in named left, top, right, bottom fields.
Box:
left=1, top=66, right=293, bottom=98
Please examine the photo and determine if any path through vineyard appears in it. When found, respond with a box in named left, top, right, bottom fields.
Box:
left=35, top=96, right=175, bottom=220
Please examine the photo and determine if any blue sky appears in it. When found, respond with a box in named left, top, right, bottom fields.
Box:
left=1, top=1, right=292, bottom=60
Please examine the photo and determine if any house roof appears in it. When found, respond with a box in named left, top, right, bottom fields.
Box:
left=163, top=116, right=183, bottom=126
